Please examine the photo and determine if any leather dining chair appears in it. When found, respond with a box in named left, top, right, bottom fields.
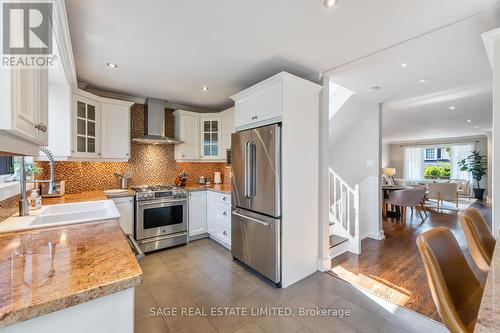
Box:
left=417, top=227, right=483, bottom=333
left=458, top=207, right=496, bottom=272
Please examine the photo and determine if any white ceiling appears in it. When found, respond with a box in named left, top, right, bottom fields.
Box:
left=65, top=0, right=499, bottom=110
left=327, top=5, right=499, bottom=143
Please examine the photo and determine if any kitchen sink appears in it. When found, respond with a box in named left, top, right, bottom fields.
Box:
left=0, top=200, right=120, bottom=233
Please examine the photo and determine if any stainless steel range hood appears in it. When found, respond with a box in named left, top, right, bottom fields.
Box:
left=132, top=97, right=183, bottom=145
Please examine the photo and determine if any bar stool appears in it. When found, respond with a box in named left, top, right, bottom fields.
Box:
left=458, top=207, right=496, bottom=272
left=417, top=227, right=483, bottom=333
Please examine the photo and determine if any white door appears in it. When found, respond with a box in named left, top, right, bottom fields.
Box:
left=189, top=191, right=207, bottom=236
left=101, top=102, right=130, bottom=159
left=112, top=197, right=134, bottom=235
left=72, top=95, right=101, bottom=158
left=35, top=68, right=49, bottom=146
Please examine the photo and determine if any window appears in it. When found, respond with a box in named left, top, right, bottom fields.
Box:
left=76, top=100, right=97, bottom=153
left=201, top=118, right=220, bottom=158
left=0, top=156, right=13, bottom=176
left=425, top=148, right=435, bottom=160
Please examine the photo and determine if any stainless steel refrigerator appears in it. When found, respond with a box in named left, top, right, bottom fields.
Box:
left=231, top=123, right=281, bottom=286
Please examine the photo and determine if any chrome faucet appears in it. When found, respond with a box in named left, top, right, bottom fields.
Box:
left=18, top=147, right=56, bottom=216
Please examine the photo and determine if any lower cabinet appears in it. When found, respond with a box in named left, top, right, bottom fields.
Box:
left=111, top=197, right=134, bottom=235
left=207, top=191, right=231, bottom=249
left=188, top=191, right=207, bottom=236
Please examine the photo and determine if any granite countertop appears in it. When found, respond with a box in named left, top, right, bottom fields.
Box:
left=42, top=190, right=135, bottom=205
left=475, top=238, right=500, bottom=332
left=0, top=220, right=143, bottom=328
left=184, top=183, right=231, bottom=194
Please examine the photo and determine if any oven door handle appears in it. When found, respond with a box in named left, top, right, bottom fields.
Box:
left=126, top=234, right=145, bottom=260
left=138, top=199, right=187, bottom=207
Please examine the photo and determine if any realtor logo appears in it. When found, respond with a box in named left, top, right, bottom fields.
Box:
left=2, top=2, right=52, bottom=55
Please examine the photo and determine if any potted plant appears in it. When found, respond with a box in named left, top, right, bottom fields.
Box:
left=13, top=161, right=43, bottom=181
left=458, top=151, right=487, bottom=199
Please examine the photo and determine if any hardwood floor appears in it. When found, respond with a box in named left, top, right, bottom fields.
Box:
left=329, top=199, right=491, bottom=322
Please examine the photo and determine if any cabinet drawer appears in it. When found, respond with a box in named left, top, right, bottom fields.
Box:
left=214, top=202, right=230, bottom=221
left=213, top=219, right=231, bottom=247
left=214, top=192, right=231, bottom=205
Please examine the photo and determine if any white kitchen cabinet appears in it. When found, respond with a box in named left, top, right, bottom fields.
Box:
left=200, top=115, right=222, bottom=160
left=101, top=99, right=131, bottom=159
left=231, top=73, right=284, bottom=130
left=72, top=94, right=101, bottom=158
left=189, top=191, right=207, bottom=237
left=0, top=67, right=49, bottom=155
left=112, top=196, right=134, bottom=235
left=207, top=191, right=231, bottom=249
left=173, top=110, right=228, bottom=162
left=174, top=111, right=200, bottom=161
left=221, top=107, right=235, bottom=152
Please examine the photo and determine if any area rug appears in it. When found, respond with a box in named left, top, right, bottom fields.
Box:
left=424, top=197, right=477, bottom=211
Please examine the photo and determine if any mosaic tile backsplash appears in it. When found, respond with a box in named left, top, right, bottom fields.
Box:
left=37, top=104, right=229, bottom=193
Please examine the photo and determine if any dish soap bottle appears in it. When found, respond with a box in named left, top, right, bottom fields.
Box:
left=29, top=189, right=42, bottom=210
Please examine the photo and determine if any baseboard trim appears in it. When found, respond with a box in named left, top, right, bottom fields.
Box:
left=317, top=257, right=332, bottom=272
left=361, top=230, right=385, bottom=241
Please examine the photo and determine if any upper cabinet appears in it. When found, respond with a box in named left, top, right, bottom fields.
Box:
left=72, top=94, right=101, bottom=158
left=174, top=110, right=233, bottom=162
left=0, top=68, right=49, bottom=155
left=174, top=111, right=200, bottom=160
left=220, top=107, right=235, bottom=152
left=43, top=88, right=132, bottom=161
left=200, top=115, right=221, bottom=160
left=231, top=74, right=282, bottom=130
left=100, top=99, right=131, bottom=159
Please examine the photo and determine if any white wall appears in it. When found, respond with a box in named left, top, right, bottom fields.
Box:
left=330, top=96, right=381, bottom=240
left=381, top=143, right=390, bottom=168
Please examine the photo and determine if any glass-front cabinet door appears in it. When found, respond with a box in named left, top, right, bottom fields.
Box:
left=72, top=95, right=101, bottom=158
left=200, top=116, right=222, bottom=160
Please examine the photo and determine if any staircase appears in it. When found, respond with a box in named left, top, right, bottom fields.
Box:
left=329, top=168, right=361, bottom=257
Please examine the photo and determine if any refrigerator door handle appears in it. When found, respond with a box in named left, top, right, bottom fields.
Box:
left=249, top=141, right=257, bottom=198
left=232, top=211, right=270, bottom=227
left=244, top=140, right=251, bottom=198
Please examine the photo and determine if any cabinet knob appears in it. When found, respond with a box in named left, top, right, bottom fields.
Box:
left=126, top=153, right=129, bottom=156
left=35, top=123, right=47, bottom=132
left=98, top=153, right=101, bottom=156
left=251, top=116, right=258, bottom=120
left=223, top=211, right=227, bottom=216
left=71, top=150, right=75, bottom=153
left=223, top=231, right=227, bottom=236
left=223, top=197, right=227, bottom=201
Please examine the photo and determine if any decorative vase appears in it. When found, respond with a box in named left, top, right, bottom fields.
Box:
left=473, top=188, right=485, bottom=199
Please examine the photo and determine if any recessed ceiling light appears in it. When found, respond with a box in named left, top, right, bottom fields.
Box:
left=401, top=63, right=408, bottom=68
left=475, top=125, right=479, bottom=129
left=467, top=119, right=472, bottom=123
left=449, top=105, right=456, bottom=110
left=201, top=85, right=209, bottom=91
left=106, top=62, right=118, bottom=69
left=323, top=0, right=339, bottom=8
left=418, top=79, right=427, bottom=83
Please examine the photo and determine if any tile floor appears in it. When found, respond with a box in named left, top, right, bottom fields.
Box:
left=135, top=238, right=449, bottom=333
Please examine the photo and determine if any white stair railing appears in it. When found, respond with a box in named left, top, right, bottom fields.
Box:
left=329, top=168, right=360, bottom=254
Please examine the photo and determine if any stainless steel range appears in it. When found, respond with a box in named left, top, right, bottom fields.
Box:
left=132, top=185, right=188, bottom=253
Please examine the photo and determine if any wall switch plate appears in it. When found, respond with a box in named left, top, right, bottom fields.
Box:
left=366, top=160, right=374, bottom=167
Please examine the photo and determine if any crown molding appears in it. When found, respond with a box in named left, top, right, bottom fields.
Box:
left=482, top=28, right=500, bottom=70
left=52, top=0, right=77, bottom=86
left=82, top=87, right=220, bottom=113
